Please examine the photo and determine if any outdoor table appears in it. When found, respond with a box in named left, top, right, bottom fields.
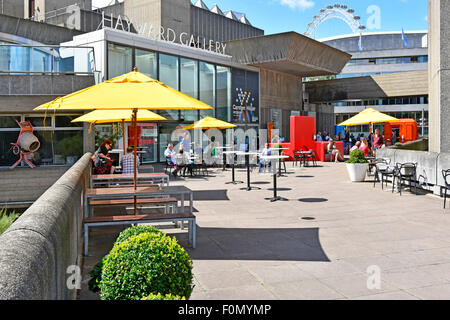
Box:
left=217, top=146, right=232, bottom=171
left=223, top=151, right=244, bottom=185
left=261, top=155, right=289, bottom=202
left=294, top=150, right=313, bottom=167
left=91, top=173, right=170, bottom=188
left=236, top=151, right=261, bottom=191
left=271, top=148, right=289, bottom=177
left=84, top=185, right=193, bottom=218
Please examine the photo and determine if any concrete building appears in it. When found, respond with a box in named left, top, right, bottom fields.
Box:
left=0, top=0, right=350, bottom=207
left=428, top=0, right=450, bottom=153
left=304, top=31, right=429, bottom=136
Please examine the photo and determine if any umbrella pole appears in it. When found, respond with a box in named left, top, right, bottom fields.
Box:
left=132, top=109, right=138, bottom=214
left=122, top=119, right=126, bottom=156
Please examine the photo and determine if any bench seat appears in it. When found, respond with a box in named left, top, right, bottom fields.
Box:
left=83, top=213, right=196, bottom=255
left=98, top=184, right=160, bottom=189
left=89, top=197, right=177, bottom=206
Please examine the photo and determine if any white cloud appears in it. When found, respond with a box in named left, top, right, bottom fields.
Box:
left=279, top=0, right=315, bottom=11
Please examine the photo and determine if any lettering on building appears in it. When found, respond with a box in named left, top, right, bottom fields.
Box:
left=99, top=12, right=227, bottom=55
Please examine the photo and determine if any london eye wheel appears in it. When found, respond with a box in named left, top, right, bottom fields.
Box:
left=304, top=3, right=366, bottom=38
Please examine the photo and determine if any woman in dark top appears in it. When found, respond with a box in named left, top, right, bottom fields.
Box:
left=93, top=139, right=114, bottom=174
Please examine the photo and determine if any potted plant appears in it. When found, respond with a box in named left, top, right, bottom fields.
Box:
left=346, top=149, right=369, bottom=182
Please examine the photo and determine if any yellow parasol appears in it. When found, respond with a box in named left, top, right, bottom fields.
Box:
left=35, top=68, right=213, bottom=210
left=72, top=109, right=167, bottom=156
left=338, top=108, right=398, bottom=127
left=184, top=116, right=237, bottom=130
left=338, top=108, right=398, bottom=151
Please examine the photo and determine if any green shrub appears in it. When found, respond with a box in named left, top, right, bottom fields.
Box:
left=141, top=293, right=186, bottom=300
left=0, top=208, right=19, bottom=235
left=114, top=225, right=162, bottom=246
left=99, top=232, right=193, bottom=300
left=346, top=149, right=368, bottom=164
left=88, top=226, right=163, bottom=293
left=88, top=257, right=107, bottom=293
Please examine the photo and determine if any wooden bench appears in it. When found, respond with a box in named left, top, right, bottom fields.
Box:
left=89, top=197, right=178, bottom=214
left=83, top=213, right=196, bottom=255
left=101, top=184, right=160, bottom=189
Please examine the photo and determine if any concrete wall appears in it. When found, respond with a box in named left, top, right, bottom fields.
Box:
left=376, top=148, right=450, bottom=195
left=322, top=32, right=427, bottom=53
left=0, top=153, right=91, bottom=300
left=0, top=13, right=81, bottom=45
left=190, top=5, right=264, bottom=43
left=259, top=68, right=302, bottom=140
left=0, top=167, right=70, bottom=204
left=428, top=0, right=450, bottom=153
left=1, top=0, right=25, bottom=18
left=0, top=74, right=95, bottom=96
left=305, top=71, right=428, bottom=103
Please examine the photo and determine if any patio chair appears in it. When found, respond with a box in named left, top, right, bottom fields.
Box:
left=442, top=169, right=450, bottom=209
left=303, top=147, right=317, bottom=167
left=373, top=158, right=392, bottom=189
left=293, top=150, right=302, bottom=167
left=164, top=158, right=174, bottom=175
left=280, top=151, right=288, bottom=173
left=392, top=162, right=417, bottom=196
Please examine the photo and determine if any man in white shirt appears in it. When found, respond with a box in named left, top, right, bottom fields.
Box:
left=164, top=143, right=176, bottom=165
left=259, top=143, right=272, bottom=172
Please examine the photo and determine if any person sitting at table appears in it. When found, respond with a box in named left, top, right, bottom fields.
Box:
left=360, top=139, right=370, bottom=156
left=259, top=143, right=272, bottom=173
left=350, top=141, right=361, bottom=153
left=93, top=139, right=115, bottom=174
left=165, top=143, right=176, bottom=163
left=327, top=139, right=344, bottom=163
left=173, top=145, right=193, bottom=177
left=120, top=146, right=140, bottom=175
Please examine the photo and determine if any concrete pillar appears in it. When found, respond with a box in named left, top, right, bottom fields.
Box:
left=429, top=0, right=450, bottom=153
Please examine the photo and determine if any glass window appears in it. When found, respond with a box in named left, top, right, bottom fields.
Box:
left=31, top=48, right=51, bottom=72
left=54, top=115, right=84, bottom=128
left=108, top=43, right=132, bottom=79
left=24, top=116, right=52, bottom=128
left=159, top=54, right=180, bottom=120
left=199, top=61, right=216, bottom=118
left=135, top=49, right=157, bottom=79
left=216, top=66, right=232, bottom=122
left=180, top=58, right=199, bottom=122
left=0, top=116, right=20, bottom=128
left=0, top=115, right=83, bottom=167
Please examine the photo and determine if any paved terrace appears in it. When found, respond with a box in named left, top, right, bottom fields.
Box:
left=79, top=162, right=450, bottom=300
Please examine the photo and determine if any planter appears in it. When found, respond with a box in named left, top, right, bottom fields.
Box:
left=346, top=163, right=369, bottom=182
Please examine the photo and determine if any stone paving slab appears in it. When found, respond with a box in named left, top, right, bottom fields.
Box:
left=78, top=162, right=450, bottom=300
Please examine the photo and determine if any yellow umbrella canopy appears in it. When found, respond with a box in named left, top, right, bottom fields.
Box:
left=71, top=109, right=167, bottom=124
left=338, top=108, right=398, bottom=127
left=34, top=70, right=214, bottom=111
left=72, top=109, right=167, bottom=156
left=184, top=116, right=237, bottom=130
left=34, top=69, right=213, bottom=196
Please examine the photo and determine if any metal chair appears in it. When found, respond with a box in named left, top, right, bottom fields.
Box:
left=442, top=170, right=450, bottom=209
left=280, top=151, right=288, bottom=173
left=392, top=162, right=417, bottom=195
left=373, top=158, right=392, bottom=190
left=165, top=158, right=174, bottom=174
left=293, top=150, right=303, bottom=167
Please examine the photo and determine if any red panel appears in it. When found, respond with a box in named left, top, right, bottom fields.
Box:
left=315, top=141, right=344, bottom=162
left=290, top=116, right=316, bottom=151
left=270, top=116, right=316, bottom=161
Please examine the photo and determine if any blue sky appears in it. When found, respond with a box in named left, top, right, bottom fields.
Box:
left=92, top=0, right=428, bottom=39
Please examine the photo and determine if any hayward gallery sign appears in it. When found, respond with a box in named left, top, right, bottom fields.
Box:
left=99, top=12, right=228, bottom=55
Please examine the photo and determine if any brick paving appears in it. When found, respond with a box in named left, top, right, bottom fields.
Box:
left=78, top=162, right=450, bottom=300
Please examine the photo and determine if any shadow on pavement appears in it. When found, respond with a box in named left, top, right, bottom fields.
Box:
left=187, top=227, right=330, bottom=262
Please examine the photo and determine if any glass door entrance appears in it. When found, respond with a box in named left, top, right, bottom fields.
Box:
left=128, top=122, right=158, bottom=164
